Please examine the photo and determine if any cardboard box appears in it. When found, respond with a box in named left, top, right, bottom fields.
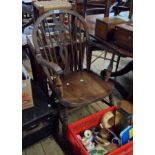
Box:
left=95, top=17, right=128, bottom=41
left=22, top=79, right=34, bottom=110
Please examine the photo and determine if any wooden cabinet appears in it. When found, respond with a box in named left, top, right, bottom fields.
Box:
left=114, top=23, right=133, bottom=52
left=95, top=17, right=128, bottom=41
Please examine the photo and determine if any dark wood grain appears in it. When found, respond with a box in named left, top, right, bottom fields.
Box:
left=32, top=9, right=114, bottom=104
left=95, top=16, right=128, bottom=41
left=114, top=23, right=133, bottom=52
left=84, top=1, right=133, bottom=58
left=75, top=0, right=115, bottom=17
left=61, top=71, right=113, bottom=107
left=32, top=10, right=114, bottom=147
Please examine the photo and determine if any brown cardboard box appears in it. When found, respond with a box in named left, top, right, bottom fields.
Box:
left=22, top=79, right=34, bottom=110
left=95, top=17, right=128, bottom=41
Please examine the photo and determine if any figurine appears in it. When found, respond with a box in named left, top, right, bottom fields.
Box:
left=84, top=130, right=94, bottom=142
left=81, top=130, right=95, bottom=152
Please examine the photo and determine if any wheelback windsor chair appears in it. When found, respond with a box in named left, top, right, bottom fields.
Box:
left=32, top=9, right=114, bottom=144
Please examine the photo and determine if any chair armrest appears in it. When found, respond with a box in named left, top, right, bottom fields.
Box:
left=88, top=39, right=96, bottom=47
left=113, top=5, right=129, bottom=11
left=36, top=54, right=63, bottom=75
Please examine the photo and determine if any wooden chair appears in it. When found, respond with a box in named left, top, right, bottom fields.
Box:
left=32, top=9, right=114, bottom=145
left=74, top=0, right=116, bottom=17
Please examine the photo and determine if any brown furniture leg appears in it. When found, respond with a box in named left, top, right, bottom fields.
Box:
left=58, top=105, right=68, bottom=149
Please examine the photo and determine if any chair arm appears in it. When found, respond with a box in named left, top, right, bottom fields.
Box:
left=88, top=39, right=96, bottom=47
left=36, top=54, right=63, bottom=75
left=113, top=5, right=129, bottom=11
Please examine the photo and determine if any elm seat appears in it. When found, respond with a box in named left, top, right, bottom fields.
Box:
left=61, top=71, right=113, bottom=107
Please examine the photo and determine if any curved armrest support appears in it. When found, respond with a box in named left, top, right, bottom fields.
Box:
left=36, top=54, right=63, bottom=75
left=113, top=5, right=129, bottom=12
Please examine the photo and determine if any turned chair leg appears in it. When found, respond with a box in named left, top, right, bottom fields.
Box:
left=59, top=106, right=68, bottom=149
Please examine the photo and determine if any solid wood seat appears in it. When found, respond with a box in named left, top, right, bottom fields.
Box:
left=61, top=71, right=113, bottom=107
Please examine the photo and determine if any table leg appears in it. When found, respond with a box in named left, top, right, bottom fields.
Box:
left=101, top=60, right=133, bottom=78
left=115, top=55, right=120, bottom=72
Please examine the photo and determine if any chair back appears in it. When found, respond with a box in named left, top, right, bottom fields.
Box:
left=75, top=0, right=116, bottom=17
left=33, top=9, right=90, bottom=77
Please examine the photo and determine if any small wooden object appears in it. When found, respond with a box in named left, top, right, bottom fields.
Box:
left=99, top=128, right=110, bottom=139
left=114, top=23, right=133, bottom=52
left=101, top=111, right=115, bottom=128
left=95, top=17, right=128, bottom=41
left=104, top=143, right=118, bottom=153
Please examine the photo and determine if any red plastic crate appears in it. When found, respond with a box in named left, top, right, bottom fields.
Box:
left=67, top=106, right=133, bottom=155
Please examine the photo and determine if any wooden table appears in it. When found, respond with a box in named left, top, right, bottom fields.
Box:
left=86, top=14, right=133, bottom=58
left=85, top=14, right=133, bottom=76
left=84, top=13, right=133, bottom=101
